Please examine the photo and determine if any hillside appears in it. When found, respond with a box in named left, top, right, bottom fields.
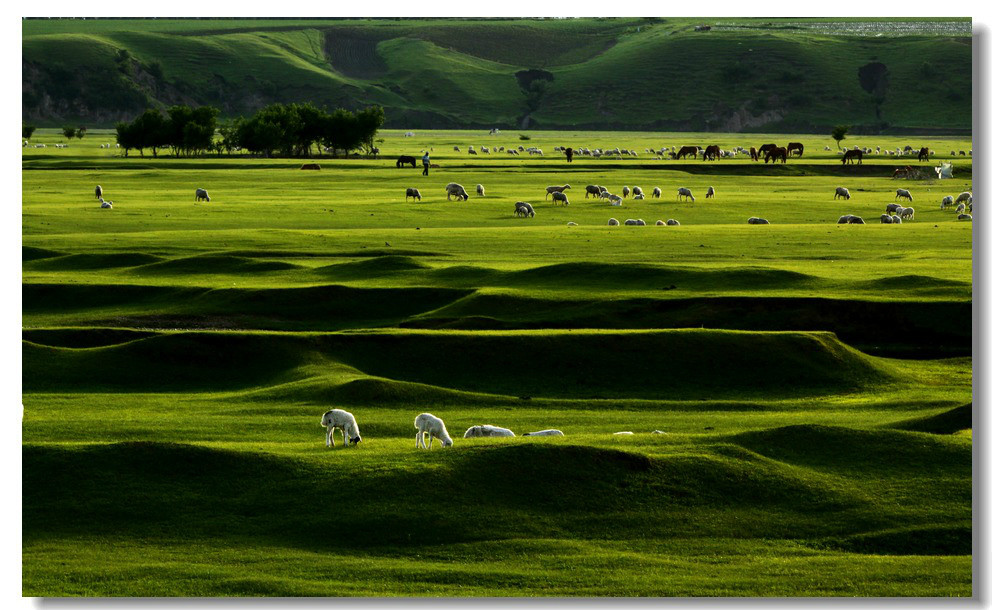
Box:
left=22, top=17, right=972, bottom=132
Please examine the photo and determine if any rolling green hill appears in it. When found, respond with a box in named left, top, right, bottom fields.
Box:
left=22, top=17, right=972, bottom=132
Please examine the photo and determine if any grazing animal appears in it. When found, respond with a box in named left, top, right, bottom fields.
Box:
left=195, top=188, right=210, bottom=202
left=918, top=147, right=931, bottom=162
left=837, top=215, right=853, bottom=224
left=956, top=203, right=966, bottom=214
left=95, top=185, right=103, bottom=199
left=608, top=218, right=620, bottom=226
left=702, top=144, right=721, bottom=161
left=415, top=413, right=453, bottom=448
left=514, top=201, right=536, bottom=218
left=633, top=194, right=645, bottom=200
left=523, top=429, right=564, bottom=437
left=651, top=187, right=662, bottom=198
left=405, top=188, right=422, bottom=202
left=613, top=431, right=634, bottom=435
left=834, top=187, right=851, bottom=200
left=624, top=219, right=646, bottom=226
left=900, top=206, right=915, bottom=220
left=464, top=425, right=515, bottom=438
left=396, top=155, right=418, bottom=168
left=585, top=185, right=602, bottom=198
left=320, top=409, right=362, bottom=447
left=764, top=147, right=788, bottom=163
left=749, top=147, right=759, bottom=161
left=895, top=189, right=913, bottom=202
left=675, top=145, right=699, bottom=160
left=632, top=186, right=644, bottom=197
left=747, top=217, right=769, bottom=224
left=546, top=185, right=571, bottom=199
left=445, top=183, right=470, bottom=201
left=551, top=191, right=570, bottom=206
left=890, top=215, right=902, bottom=224
left=941, top=195, right=955, bottom=209
left=622, top=186, right=631, bottom=198
left=756, top=143, right=777, bottom=157
left=607, top=194, right=624, bottom=206
left=705, top=186, right=715, bottom=199
left=880, top=214, right=894, bottom=224
left=959, top=214, right=973, bottom=221
left=847, top=215, right=866, bottom=224
left=100, top=200, right=113, bottom=209
left=841, top=149, right=863, bottom=164
left=476, top=184, right=486, bottom=197
left=676, top=187, right=695, bottom=202
left=787, top=142, right=804, bottom=157
left=956, top=192, right=973, bottom=205
left=656, top=220, right=666, bottom=225
left=666, top=219, right=680, bottom=226
left=885, top=203, right=902, bottom=215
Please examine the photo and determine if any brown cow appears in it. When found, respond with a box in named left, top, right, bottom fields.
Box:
left=749, top=147, right=759, bottom=161
left=918, top=147, right=930, bottom=162
left=702, top=145, right=721, bottom=161
left=841, top=149, right=863, bottom=165
left=756, top=143, right=777, bottom=157
left=764, top=147, right=788, bottom=164
left=787, top=142, right=804, bottom=157
left=676, top=145, right=699, bottom=160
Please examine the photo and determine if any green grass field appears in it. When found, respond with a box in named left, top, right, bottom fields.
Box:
left=22, top=128, right=972, bottom=596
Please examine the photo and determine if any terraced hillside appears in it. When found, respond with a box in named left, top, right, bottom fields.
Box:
left=22, top=129, right=972, bottom=596
left=22, top=17, right=972, bottom=131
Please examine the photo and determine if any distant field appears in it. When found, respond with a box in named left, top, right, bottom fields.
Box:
left=22, top=128, right=972, bottom=596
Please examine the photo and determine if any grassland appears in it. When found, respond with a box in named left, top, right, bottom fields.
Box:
left=22, top=18, right=972, bottom=131
left=22, top=128, right=972, bottom=596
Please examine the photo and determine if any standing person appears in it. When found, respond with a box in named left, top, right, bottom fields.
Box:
left=565, top=147, right=573, bottom=163
left=422, top=151, right=430, bottom=176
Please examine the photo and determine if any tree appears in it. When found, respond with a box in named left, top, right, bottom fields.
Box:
left=355, top=106, right=385, bottom=156
left=76, top=126, right=87, bottom=140
left=62, top=126, right=76, bottom=140
left=22, top=125, right=36, bottom=140
left=831, top=125, right=849, bottom=150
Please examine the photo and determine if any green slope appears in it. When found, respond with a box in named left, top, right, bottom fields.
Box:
left=22, top=18, right=972, bottom=131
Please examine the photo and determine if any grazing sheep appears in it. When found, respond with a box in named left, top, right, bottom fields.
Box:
left=892, top=206, right=906, bottom=218
left=476, top=184, right=486, bottom=197
left=624, top=219, right=639, bottom=226
left=463, top=425, right=515, bottom=438
left=900, top=206, right=915, bottom=220
left=405, top=188, right=422, bottom=202
left=956, top=192, right=973, bottom=205
left=959, top=214, right=973, bottom=221
left=941, top=195, right=955, bottom=209
left=514, top=201, right=536, bottom=218
left=585, top=185, right=603, bottom=198
left=895, top=189, right=913, bottom=202
left=655, top=220, right=666, bottom=226
left=622, top=186, right=631, bottom=198
left=321, top=409, right=363, bottom=447
left=551, top=191, right=570, bottom=206
left=652, top=187, right=662, bottom=198
left=195, top=188, right=210, bottom=202
left=956, top=203, right=966, bottom=214
left=677, top=187, right=695, bottom=202
left=523, top=429, right=564, bottom=437
left=633, top=194, right=645, bottom=200
left=651, top=430, right=668, bottom=435
left=747, top=217, right=769, bottom=224
left=95, top=185, right=103, bottom=199
left=546, top=185, right=571, bottom=199
left=632, top=186, right=644, bottom=197
left=705, top=186, right=715, bottom=199
left=608, top=194, right=623, bottom=206
left=890, top=215, right=902, bottom=224
left=100, top=200, right=113, bottom=209
left=613, top=431, right=634, bottom=435
left=468, top=147, right=478, bottom=155
left=880, top=214, right=894, bottom=224
left=566, top=221, right=578, bottom=226
left=415, top=413, right=453, bottom=448
left=847, top=216, right=866, bottom=224
left=885, top=203, right=902, bottom=215
left=608, top=218, right=620, bottom=226
left=666, top=219, right=680, bottom=226
left=837, top=215, right=853, bottom=224
left=453, top=146, right=460, bottom=152
left=445, top=183, right=470, bottom=201
left=834, top=187, right=851, bottom=200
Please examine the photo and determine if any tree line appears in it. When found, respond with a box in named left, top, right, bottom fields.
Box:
left=113, top=103, right=384, bottom=158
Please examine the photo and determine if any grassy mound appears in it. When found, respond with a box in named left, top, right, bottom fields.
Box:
left=820, top=524, right=971, bottom=555
left=22, top=246, right=64, bottom=261
left=21, top=327, right=158, bottom=348
left=313, top=255, right=431, bottom=279
left=886, top=404, right=972, bottom=434
left=27, top=253, right=164, bottom=271
left=133, top=255, right=300, bottom=275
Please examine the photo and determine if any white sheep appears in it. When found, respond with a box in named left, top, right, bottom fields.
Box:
left=514, top=201, right=535, bottom=218
left=608, top=218, right=620, bottom=226
left=890, top=215, right=902, bottom=224
left=838, top=215, right=853, bottom=224
left=652, top=187, right=662, bottom=198
left=567, top=221, right=578, bottom=226
left=880, top=214, right=894, bottom=224
left=405, top=188, right=422, bottom=202
left=453, top=146, right=460, bottom=152
left=551, top=191, right=570, bottom=206
left=666, top=219, right=680, bottom=226
left=956, top=192, right=973, bottom=205
left=747, top=217, right=769, bottom=224
left=885, top=203, right=902, bottom=215
left=195, top=188, right=210, bottom=202
left=633, top=194, right=644, bottom=200
left=446, top=183, right=469, bottom=201
left=613, top=431, right=634, bottom=435
left=705, top=186, right=715, bottom=199
left=415, top=413, right=453, bottom=448
left=958, top=214, right=973, bottom=221
left=632, top=186, right=644, bottom=197
left=463, top=425, right=515, bottom=438
left=95, top=185, right=103, bottom=199
left=321, top=409, right=363, bottom=447
left=834, top=187, right=851, bottom=200
left=655, top=220, right=665, bottom=226
left=546, top=185, right=571, bottom=199
left=100, top=200, right=113, bottom=209
left=677, top=187, right=695, bottom=202
left=941, top=195, right=955, bottom=209
left=523, top=429, right=564, bottom=437
left=608, top=194, right=623, bottom=206
left=622, top=186, right=631, bottom=198
left=585, top=185, right=603, bottom=198
left=847, top=215, right=866, bottom=224
left=956, top=203, right=966, bottom=214
left=895, top=188, right=913, bottom=202
left=900, top=206, right=915, bottom=220
left=476, top=184, right=485, bottom=197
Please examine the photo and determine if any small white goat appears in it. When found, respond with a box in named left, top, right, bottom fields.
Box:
left=320, top=409, right=362, bottom=447
left=415, top=413, right=453, bottom=448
